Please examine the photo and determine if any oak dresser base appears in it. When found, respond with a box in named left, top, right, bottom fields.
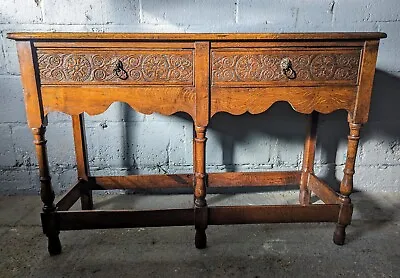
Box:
left=8, top=32, right=385, bottom=255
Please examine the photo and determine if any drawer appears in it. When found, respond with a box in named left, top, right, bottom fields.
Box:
left=36, top=48, right=194, bottom=85
left=211, top=48, right=361, bottom=86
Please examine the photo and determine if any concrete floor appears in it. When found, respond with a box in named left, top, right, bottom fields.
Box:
left=0, top=191, right=399, bottom=278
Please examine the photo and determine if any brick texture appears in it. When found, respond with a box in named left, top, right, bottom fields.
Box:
left=0, top=0, right=399, bottom=193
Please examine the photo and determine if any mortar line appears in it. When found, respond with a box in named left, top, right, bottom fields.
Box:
left=38, top=0, right=44, bottom=23
left=0, top=33, right=6, bottom=65
left=100, top=0, right=105, bottom=32
left=0, top=74, right=21, bottom=77
left=330, top=1, right=336, bottom=25
left=5, top=161, right=400, bottom=171
left=374, top=19, right=400, bottom=23
left=0, top=32, right=11, bottom=75
left=293, top=8, right=299, bottom=28
left=235, top=0, right=239, bottom=24
left=166, top=135, right=171, bottom=166
left=139, top=0, right=144, bottom=24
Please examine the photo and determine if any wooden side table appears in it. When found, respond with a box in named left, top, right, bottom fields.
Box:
left=8, top=32, right=386, bottom=255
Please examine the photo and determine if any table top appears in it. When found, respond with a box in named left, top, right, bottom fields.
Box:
left=7, top=32, right=387, bottom=41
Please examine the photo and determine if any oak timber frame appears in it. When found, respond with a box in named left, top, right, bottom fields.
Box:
left=8, top=32, right=386, bottom=255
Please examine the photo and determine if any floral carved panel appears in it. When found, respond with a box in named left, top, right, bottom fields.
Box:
left=37, top=50, right=194, bottom=85
left=211, top=50, right=361, bottom=85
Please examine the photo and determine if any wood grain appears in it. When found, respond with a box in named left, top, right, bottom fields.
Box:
left=86, top=171, right=300, bottom=190
left=58, top=209, right=194, bottom=230
left=353, top=40, right=380, bottom=123
left=33, top=41, right=194, bottom=48
left=55, top=181, right=83, bottom=211
left=7, top=32, right=387, bottom=41
left=37, top=49, right=194, bottom=85
left=71, top=114, right=92, bottom=210
left=299, top=112, right=318, bottom=205
left=193, top=42, right=210, bottom=248
left=212, top=48, right=361, bottom=86
left=9, top=32, right=385, bottom=253
left=15, top=40, right=62, bottom=255
left=15, top=41, right=44, bottom=128
left=72, top=114, right=90, bottom=180
left=211, top=86, right=356, bottom=116
left=211, top=41, right=366, bottom=48
left=208, top=205, right=340, bottom=224
left=308, top=174, right=340, bottom=205
left=90, top=174, right=193, bottom=190
left=208, top=171, right=301, bottom=187
left=41, top=86, right=195, bottom=119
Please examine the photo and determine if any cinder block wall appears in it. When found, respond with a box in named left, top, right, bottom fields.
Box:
left=0, top=0, right=399, bottom=194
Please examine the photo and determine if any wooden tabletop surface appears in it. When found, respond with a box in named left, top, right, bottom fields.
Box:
left=7, top=32, right=387, bottom=41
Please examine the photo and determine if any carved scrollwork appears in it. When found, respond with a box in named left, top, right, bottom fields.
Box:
left=310, top=55, right=335, bottom=80
left=37, top=51, right=194, bottom=84
left=212, top=51, right=360, bottom=84
left=64, top=55, right=91, bottom=82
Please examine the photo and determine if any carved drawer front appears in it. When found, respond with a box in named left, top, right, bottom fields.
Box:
left=211, top=48, right=361, bottom=86
left=37, top=49, right=194, bottom=85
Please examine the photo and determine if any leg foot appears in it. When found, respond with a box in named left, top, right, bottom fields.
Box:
left=333, top=224, right=346, bottom=245
left=48, top=234, right=62, bottom=255
left=195, top=228, right=207, bottom=249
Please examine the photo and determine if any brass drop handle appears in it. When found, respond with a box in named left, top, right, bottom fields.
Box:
left=114, top=60, right=128, bottom=80
left=280, top=57, right=296, bottom=79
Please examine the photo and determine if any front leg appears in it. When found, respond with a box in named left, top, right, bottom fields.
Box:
left=33, top=126, right=62, bottom=255
left=15, top=41, right=61, bottom=255
left=193, top=125, right=208, bottom=249
left=333, top=122, right=360, bottom=245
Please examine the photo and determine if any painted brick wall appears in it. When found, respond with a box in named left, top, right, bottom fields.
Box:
left=0, top=0, right=399, bottom=194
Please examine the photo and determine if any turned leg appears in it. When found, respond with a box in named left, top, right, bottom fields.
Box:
left=33, top=126, right=62, bottom=255
left=72, top=114, right=93, bottom=210
left=299, top=111, right=319, bottom=205
left=333, top=122, right=359, bottom=245
left=193, top=125, right=208, bottom=249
